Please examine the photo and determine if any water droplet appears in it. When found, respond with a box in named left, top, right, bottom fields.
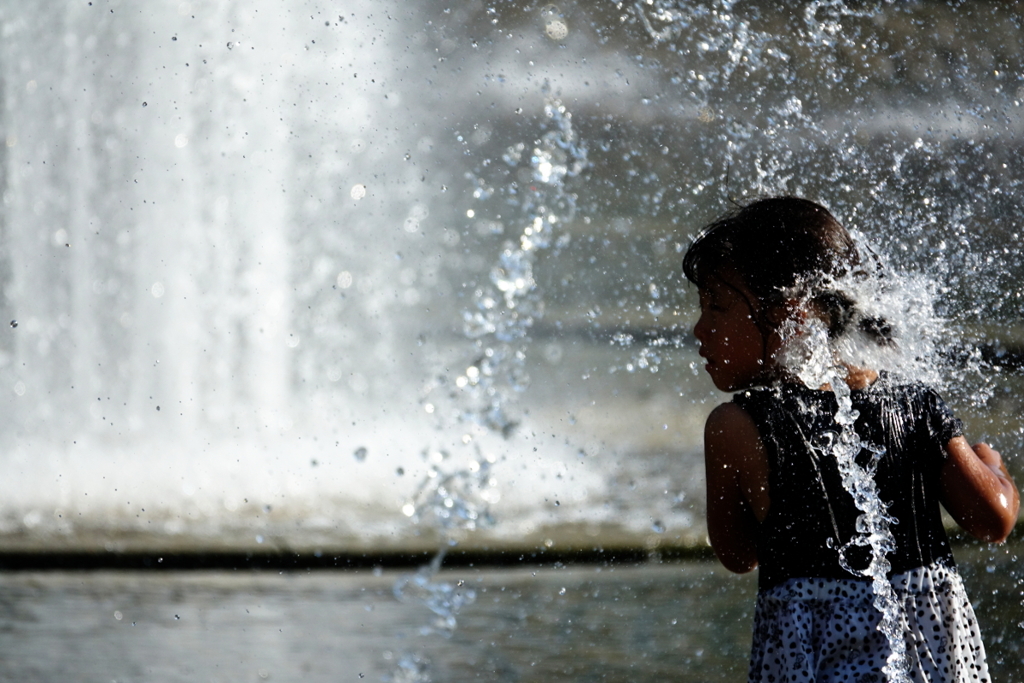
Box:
left=354, top=447, right=367, bottom=462
left=141, top=101, right=147, bottom=107
left=9, top=320, right=16, bottom=328
left=544, top=8, right=569, bottom=41
left=651, top=520, right=665, bottom=533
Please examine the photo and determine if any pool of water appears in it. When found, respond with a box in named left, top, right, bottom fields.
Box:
left=2, top=541, right=1021, bottom=682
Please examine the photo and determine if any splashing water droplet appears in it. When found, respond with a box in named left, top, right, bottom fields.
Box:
left=777, top=309, right=910, bottom=682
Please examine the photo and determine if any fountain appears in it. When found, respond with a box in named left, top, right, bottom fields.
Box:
left=0, top=0, right=712, bottom=557
left=1, top=0, right=1023, bottom=680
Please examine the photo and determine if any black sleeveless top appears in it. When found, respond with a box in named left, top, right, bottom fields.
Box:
left=733, top=377, right=962, bottom=590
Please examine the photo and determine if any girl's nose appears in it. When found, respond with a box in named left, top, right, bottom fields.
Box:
left=693, top=313, right=708, bottom=343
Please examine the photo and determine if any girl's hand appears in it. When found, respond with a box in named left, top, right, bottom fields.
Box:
left=940, top=438, right=1020, bottom=543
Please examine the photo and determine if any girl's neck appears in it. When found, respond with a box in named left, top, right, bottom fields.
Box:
left=768, top=364, right=879, bottom=392
left=844, top=365, right=879, bottom=390
left=817, top=365, right=879, bottom=392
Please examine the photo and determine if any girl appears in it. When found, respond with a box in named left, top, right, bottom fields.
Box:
left=683, top=197, right=1019, bottom=682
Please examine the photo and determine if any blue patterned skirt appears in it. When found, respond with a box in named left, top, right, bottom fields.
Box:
left=749, top=563, right=989, bottom=683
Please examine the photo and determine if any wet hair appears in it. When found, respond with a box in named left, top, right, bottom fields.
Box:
left=682, top=196, right=894, bottom=345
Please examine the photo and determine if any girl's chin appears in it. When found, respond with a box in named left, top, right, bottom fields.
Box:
left=706, top=370, right=738, bottom=392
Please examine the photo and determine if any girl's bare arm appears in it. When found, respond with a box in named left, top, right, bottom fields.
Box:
left=704, top=402, right=769, bottom=573
left=940, top=437, right=1019, bottom=543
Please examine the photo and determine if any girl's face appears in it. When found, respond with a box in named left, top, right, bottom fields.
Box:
left=693, top=273, right=778, bottom=392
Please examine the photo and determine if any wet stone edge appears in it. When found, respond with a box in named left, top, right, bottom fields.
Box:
left=0, top=544, right=719, bottom=572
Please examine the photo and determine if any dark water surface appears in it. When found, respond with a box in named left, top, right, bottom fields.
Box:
left=1, top=542, right=1021, bottom=682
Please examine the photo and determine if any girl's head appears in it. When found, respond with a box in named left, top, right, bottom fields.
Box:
left=683, top=196, right=891, bottom=391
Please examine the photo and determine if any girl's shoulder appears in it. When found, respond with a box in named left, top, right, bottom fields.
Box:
left=728, top=383, right=811, bottom=436
left=729, top=385, right=778, bottom=425
left=731, top=381, right=823, bottom=414
left=860, top=375, right=954, bottom=412
left=730, top=377, right=960, bottom=435
left=861, top=376, right=964, bottom=442
left=730, top=374, right=948, bottom=405
left=731, top=383, right=782, bottom=408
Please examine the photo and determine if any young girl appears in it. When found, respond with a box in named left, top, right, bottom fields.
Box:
left=683, top=197, right=1019, bottom=682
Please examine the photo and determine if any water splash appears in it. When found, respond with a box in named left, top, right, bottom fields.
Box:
left=456, top=94, right=588, bottom=434
left=619, top=2, right=1015, bottom=672
left=392, top=549, right=477, bottom=637
left=390, top=94, right=588, bottom=682
left=386, top=456, right=494, bottom=680
left=777, top=311, right=910, bottom=681
left=402, top=451, right=497, bottom=534
left=771, top=232, right=964, bottom=681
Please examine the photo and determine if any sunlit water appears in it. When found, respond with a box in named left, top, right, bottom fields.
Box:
left=0, top=543, right=1021, bottom=683
left=3, top=2, right=1024, bottom=682
left=1, top=0, right=1020, bottom=549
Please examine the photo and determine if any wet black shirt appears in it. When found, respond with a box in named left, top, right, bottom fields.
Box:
left=734, top=378, right=962, bottom=590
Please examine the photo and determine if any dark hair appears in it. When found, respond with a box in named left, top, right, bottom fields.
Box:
left=682, top=196, right=893, bottom=345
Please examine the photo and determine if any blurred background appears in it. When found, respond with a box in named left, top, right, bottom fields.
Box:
left=2, top=0, right=1021, bottom=557
left=2, top=1, right=1024, bottom=679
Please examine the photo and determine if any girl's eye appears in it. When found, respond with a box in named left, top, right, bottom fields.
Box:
left=699, top=290, right=727, bottom=312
